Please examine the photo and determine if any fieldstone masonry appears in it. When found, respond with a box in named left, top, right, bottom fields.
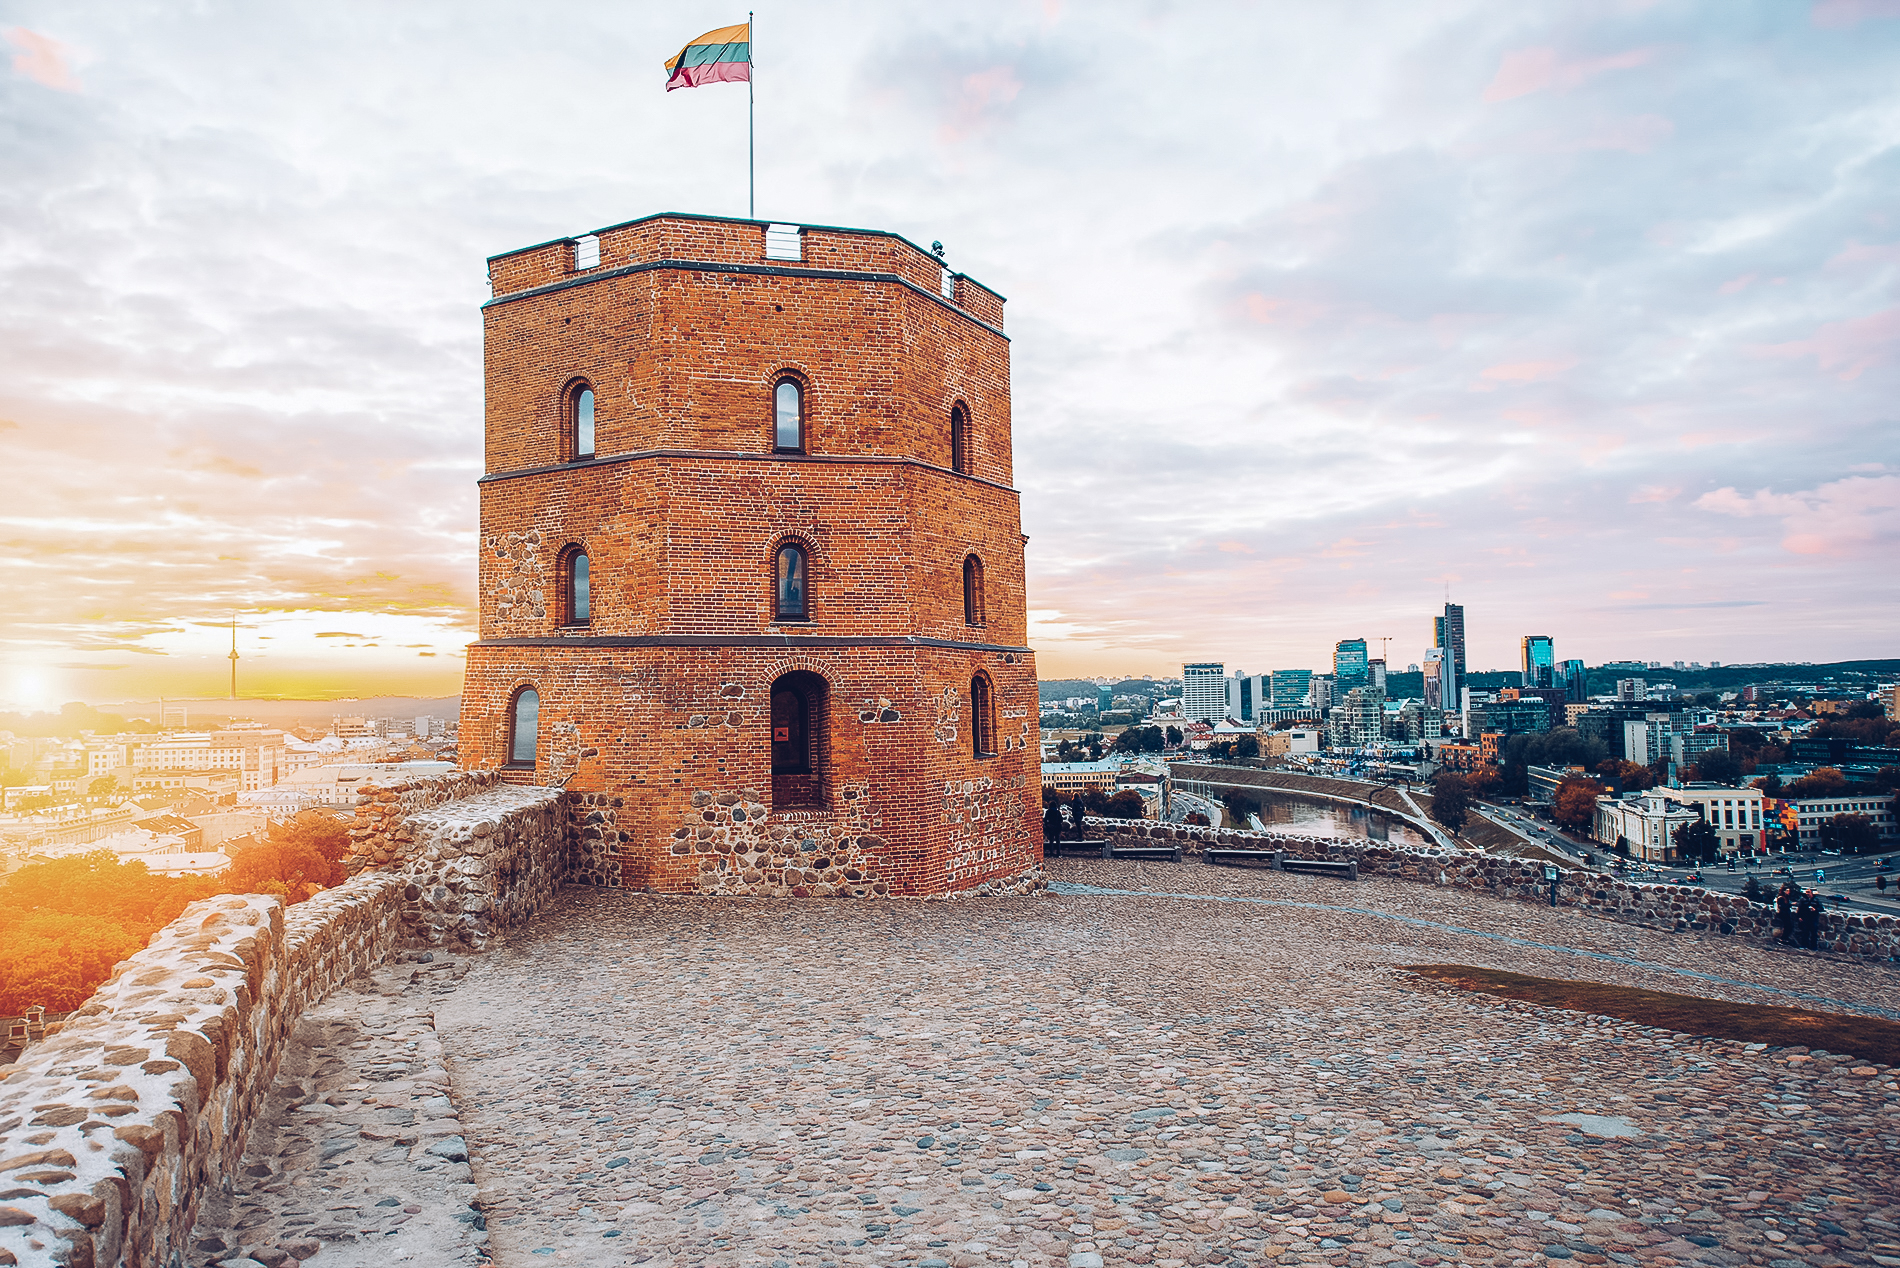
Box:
left=1092, top=817, right=1900, bottom=960
left=0, top=877, right=402, bottom=1268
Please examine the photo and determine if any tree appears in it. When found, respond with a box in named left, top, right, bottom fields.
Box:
left=1551, top=777, right=1606, bottom=830
left=87, top=774, right=120, bottom=799
left=1871, top=766, right=1900, bottom=793
left=1691, top=749, right=1741, bottom=786
left=1596, top=759, right=1657, bottom=792
left=1164, top=725, right=1183, bottom=748
left=1754, top=772, right=1783, bottom=796
left=1430, top=773, right=1472, bottom=834
left=1223, top=789, right=1262, bottom=824
left=1741, top=875, right=1764, bottom=903
left=1673, top=820, right=1720, bottom=863
left=1234, top=734, right=1260, bottom=759
left=1184, top=811, right=1210, bottom=826
left=1819, top=813, right=1880, bottom=856
left=1784, top=767, right=1850, bottom=799
left=1464, top=766, right=1501, bottom=798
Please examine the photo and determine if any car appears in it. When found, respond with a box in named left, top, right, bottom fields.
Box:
left=1684, top=872, right=1705, bottom=882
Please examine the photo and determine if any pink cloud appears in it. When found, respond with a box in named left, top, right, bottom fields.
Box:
left=6, top=27, right=79, bottom=91
left=1812, top=0, right=1900, bottom=28
left=1482, top=45, right=1657, bottom=103
left=1629, top=485, right=1679, bottom=503
left=1718, top=273, right=1757, bottom=295
left=1481, top=358, right=1576, bottom=383
left=939, top=65, right=1022, bottom=144
left=1694, top=475, right=1900, bottom=556
left=1758, top=306, right=1900, bottom=380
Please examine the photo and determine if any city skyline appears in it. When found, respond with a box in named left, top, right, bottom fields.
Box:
left=5, top=2, right=1899, bottom=710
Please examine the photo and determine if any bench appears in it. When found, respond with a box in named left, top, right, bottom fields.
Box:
left=1103, top=842, right=1182, bottom=863
left=1204, top=848, right=1284, bottom=869
left=1282, top=857, right=1358, bottom=881
left=1046, top=838, right=1111, bottom=858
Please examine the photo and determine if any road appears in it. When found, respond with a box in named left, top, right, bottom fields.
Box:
left=1479, top=800, right=1900, bottom=915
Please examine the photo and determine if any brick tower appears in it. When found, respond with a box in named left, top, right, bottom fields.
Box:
left=459, top=213, right=1044, bottom=897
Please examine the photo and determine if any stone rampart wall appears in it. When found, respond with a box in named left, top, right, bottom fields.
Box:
left=1089, top=818, right=1900, bottom=961
left=344, top=772, right=569, bottom=948
left=0, top=875, right=403, bottom=1268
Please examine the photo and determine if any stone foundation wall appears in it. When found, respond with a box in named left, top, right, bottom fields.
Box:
left=0, top=875, right=403, bottom=1268
left=1090, top=818, right=1900, bottom=961
left=344, top=772, right=569, bottom=948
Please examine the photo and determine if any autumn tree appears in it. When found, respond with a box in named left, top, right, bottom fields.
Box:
left=1783, top=767, right=1850, bottom=799
left=1551, top=776, right=1606, bottom=830
left=1596, top=759, right=1657, bottom=792
left=1690, top=749, right=1742, bottom=786
left=1430, top=773, right=1472, bottom=834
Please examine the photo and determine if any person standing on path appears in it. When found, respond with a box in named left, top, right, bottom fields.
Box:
left=1776, top=881, right=1796, bottom=944
left=1043, top=802, right=1064, bottom=854
left=1798, top=889, right=1822, bottom=950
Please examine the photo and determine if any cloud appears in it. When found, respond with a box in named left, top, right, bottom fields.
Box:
left=1811, top=0, right=1900, bottom=28
left=315, top=632, right=368, bottom=639
left=1482, top=45, right=1657, bottom=103
left=1693, top=476, right=1900, bottom=556
left=1758, top=307, right=1900, bottom=381
left=6, top=28, right=79, bottom=92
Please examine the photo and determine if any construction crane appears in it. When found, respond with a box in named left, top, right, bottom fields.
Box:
left=1376, top=637, right=1393, bottom=663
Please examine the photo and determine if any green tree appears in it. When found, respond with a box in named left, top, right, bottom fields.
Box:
left=1430, top=773, right=1472, bottom=834
left=87, top=774, right=121, bottom=799
left=1691, top=749, right=1742, bottom=786
left=1165, top=725, right=1184, bottom=748
left=1819, top=813, right=1880, bottom=856
left=1234, top=734, right=1260, bottom=759
left=1672, top=820, right=1720, bottom=863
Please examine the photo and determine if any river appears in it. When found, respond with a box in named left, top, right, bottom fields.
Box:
left=1237, top=794, right=1433, bottom=849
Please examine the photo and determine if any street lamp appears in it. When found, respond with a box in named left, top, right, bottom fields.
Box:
left=1544, top=863, right=1560, bottom=907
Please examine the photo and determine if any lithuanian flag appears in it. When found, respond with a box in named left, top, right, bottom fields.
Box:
left=664, top=23, right=751, bottom=91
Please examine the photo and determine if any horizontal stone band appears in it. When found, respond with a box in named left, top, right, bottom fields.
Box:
left=477, top=446, right=1022, bottom=493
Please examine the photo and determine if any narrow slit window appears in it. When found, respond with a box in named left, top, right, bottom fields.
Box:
left=775, top=379, right=803, bottom=451
left=575, top=387, right=595, bottom=458
left=971, top=674, right=996, bottom=758
left=509, top=688, right=539, bottom=766
left=565, top=550, right=590, bottom=624
left=951, top=404, right=969, bottom=474
left=963, top=555, right=985, bottom=627
left=775, top=544, right=807, bottom=620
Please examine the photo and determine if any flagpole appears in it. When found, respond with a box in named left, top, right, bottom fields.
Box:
left=748, top=9, right=755, bottom=220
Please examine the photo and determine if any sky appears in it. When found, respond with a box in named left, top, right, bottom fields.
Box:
left=2, top=0, right=1898, bottom=709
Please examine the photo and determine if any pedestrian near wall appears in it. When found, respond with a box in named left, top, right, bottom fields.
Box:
left=1043, top=803, right=1064, bottom=851
left=1776, top=882, right=1796, bottom=945
left=1798, top=889, right=1822, bottom=951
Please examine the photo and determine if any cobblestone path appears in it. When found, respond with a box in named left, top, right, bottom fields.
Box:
left=189, top=953, right=489, bottom=1268
left=433, top=859, right=1900, bottom=1268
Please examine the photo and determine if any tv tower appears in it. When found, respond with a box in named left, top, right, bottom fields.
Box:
left=228, top=615, right=239, bottom=701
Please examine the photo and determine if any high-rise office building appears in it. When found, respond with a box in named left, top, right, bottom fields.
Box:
left=1334, top=639, right=1369, bottom=687
left=1561, top=659, right=1588, bottom=703
left=1422, top=648, right=1454, bottom=711
left=1182, top=663, right=1227, bottom=722
left=1269, top=670, right=1313, bottom=708
left=1522, top=635, right=1555, bottom=690
left=1367, top=658, right=1387, bottom=692
left=1434, top=603, right=1466, bottom=699
left=1227, top=673, right=1266, bottom=723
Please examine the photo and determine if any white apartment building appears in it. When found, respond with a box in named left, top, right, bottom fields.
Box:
left=1594, top=792, right=1701, bottom=862
left=134, top=730, right=286, bottom=791
left=1784, top=793, right=1900, bottom=847
left=1659, top=785, right=1765, bottom=854
left=1181, top=663, right=1228, bottom=723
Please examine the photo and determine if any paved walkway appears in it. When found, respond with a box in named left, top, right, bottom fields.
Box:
left=189, top=954, right=489, bottom=1268
left=428, top=859, right=1900, bottom=1268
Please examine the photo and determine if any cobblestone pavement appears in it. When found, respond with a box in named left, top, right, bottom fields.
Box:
left=188, top=953, right=489, bottom=1268
left=432, top=859, right=1900, bottom=1268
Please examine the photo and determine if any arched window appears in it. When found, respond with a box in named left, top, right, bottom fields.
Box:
left=962, top=555, right=985, bottom=627
left=561, top=546, right=590, bottom=625
left=970, top=673, right=996, bottom=758
left=770, top=670, right=826, bottom=808
left=572, top=385, right=596, bottom=459
left=774, top=543, right=808, bottom=621
left=950, top=403, right=970, bottom=475
left=774, top=378, right=803, bottom=452
left=508, top=687, right=539, bottom=767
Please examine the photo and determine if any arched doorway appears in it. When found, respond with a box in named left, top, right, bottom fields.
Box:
left=771, top=670, right=827, bottom=809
